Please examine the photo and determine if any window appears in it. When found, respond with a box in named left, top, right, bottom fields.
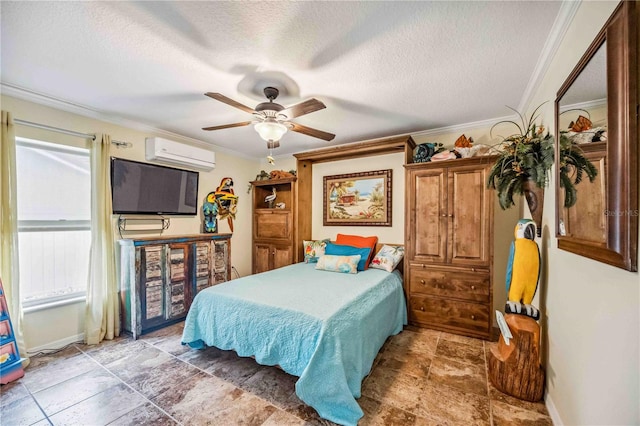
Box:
left=16, top=138, right=91, bottom=309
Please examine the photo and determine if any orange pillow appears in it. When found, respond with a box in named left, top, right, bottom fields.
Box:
left=335, top=234, right=378, bottom=270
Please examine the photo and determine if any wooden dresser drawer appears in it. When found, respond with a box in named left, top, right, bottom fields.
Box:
left=409, top=295, right=490, bottom=337
left=409, top=268, right=490, bottom=302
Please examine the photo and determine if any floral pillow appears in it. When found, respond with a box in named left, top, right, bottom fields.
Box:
left=370, top=245, right=405, bottom=272
left=315, top=255, right=361, bottom=274
left=303, top=239, right=330, bottom=263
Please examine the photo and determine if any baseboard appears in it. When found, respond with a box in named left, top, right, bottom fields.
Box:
left=545, top=390, right=563, bottom=425
left=27, top=333, right=85, bottom=355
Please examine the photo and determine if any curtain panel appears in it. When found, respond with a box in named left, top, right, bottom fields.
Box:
left=0, top=110, right=29, bottom=366
left=84, top=134, right=119, bottom=345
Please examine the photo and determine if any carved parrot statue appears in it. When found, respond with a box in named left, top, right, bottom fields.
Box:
left=505, top=219, right=541, bottom=320
left=210, top=177, right=238, bottom=232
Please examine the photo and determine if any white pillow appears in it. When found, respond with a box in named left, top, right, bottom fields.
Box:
left=369, top=245, right=404, bottom=272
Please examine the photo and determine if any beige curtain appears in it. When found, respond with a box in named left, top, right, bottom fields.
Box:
left=0, top=111, right=29, bottom=366
left=84, top=134, right=119, bottom=345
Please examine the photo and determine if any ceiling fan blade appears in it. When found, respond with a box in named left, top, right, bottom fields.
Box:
left=202, top=121, right=252, bottom=131
left=280, top=98, right=326, bottom=119
left=289, top=122, right=335, bottom=141
left=205, top=92, right=255, bottom=114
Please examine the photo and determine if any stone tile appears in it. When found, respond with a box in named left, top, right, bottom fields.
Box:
left=361, top=364, right=429, bottom=414
left=139, top=322, right=184, bottom=346
left=377, top=346, right=432, bottom=379
left=0, top=381, right=30, bottom=407
left=261, top=408, right=314, bottom=425
left=83, top=338, right=149, bottom=365
left=439, top=331, right=485, bottom=349
left=49, top=383, right=147, bottom=426
left=427, top=356, right=487, bottom=396
left=491, top=400, right=553, bottom=426
left=140, top=323, right=190, bottom=356
left=435, top=339, right=486, bottom=366
left=0, top=394, right=46, bottom=425
left=26, top=346, right=83, bottom=370
left=148, top=332, right=191, bottom=356
left=387, top=330, right=439, bottom=355
left=33, top=368, right=121, bottom=416
left=152, top=371, right=276, bottom=425
left=403, top=325, right=442, bottom=339
left=487, top=381, right=549, bottom=416
left=177, top=345, right=228, bottom=370
left=239, top=366, right=298, bottom=408
left=107, top=402, right=178, bottom=425
left=358, top=395, right=417, bottom=425
left=21, top=352, right=99, bottom=393
left=416, top=383, right=490, bottom=425
left=202, top=350, right=264, bottom=386
left=126, top=357, right=201, bottom=399
left=105, top=345, right=173, bottom=382
left=281, top=393, right=339, bottom=426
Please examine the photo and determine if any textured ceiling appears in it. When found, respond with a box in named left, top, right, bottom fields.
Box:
left=1, top=1, right=563, bottom=158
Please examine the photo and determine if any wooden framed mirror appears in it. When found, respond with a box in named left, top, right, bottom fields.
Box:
left=555, top=1, right=638, bottom=271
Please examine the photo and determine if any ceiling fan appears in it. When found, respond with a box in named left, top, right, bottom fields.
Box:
left=202, top=87, right=335, bottom=149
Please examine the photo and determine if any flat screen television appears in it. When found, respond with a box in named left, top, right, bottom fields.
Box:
left=111, top=157, right=199, bottom=215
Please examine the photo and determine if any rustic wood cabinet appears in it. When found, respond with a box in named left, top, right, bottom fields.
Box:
left=251, top=177, right=298, bottom=274
left=118, top=234, right=231, bottom=338
left=405, top=156, right=496, bottom=339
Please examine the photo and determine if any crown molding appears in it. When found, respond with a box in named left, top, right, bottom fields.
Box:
left=1, top=82, right=256, bottom=160
left=410, top=114, right=517, bottom=139
left=559, top=97, right=606, bottom=113
left=517, top=0, right=582, bottom=113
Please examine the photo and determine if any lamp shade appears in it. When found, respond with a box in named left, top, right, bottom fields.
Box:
left=254, top=120, right=287, bottom=142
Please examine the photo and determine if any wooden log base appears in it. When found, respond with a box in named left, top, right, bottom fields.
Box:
left=487, top=314, right=545, bottom=402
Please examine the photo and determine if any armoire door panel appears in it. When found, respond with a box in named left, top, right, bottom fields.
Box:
left=449, top=166, right=490, bottom=265
left=413, top=170, right=447, bottom=263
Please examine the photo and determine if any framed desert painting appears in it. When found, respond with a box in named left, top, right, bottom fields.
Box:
left=323, top=169, right=392, bottom=226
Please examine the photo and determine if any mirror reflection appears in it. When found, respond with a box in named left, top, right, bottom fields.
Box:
left=557, top=41, right=607, bottom=244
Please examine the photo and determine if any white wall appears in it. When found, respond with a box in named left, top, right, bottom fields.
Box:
left=526, top=2, right=639, bottom=425
left=2, top=95, right=259, bottom=351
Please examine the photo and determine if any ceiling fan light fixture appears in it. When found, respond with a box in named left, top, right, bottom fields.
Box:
left=254, top=119, right=287, bottom=142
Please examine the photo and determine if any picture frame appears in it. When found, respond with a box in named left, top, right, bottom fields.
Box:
left=323, top=169, right=392, bottom=226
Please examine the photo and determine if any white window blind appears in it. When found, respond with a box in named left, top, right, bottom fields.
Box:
left=16, top=138, right=91, bottom=308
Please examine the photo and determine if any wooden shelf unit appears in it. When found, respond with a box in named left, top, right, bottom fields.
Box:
left=251, top=177, right=298, bottom=274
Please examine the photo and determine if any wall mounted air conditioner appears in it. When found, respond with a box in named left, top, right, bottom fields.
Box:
left=145, top=137, right=215, bottom=171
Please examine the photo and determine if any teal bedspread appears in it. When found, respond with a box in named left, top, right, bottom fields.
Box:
left=181, top=262, right=407, bottom=426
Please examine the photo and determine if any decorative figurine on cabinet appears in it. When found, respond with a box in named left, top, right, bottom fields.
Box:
left=264, top=187, right=277, bottom=208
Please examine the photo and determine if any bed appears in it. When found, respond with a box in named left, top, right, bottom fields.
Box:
left=181, top=260, right=407, bottom=426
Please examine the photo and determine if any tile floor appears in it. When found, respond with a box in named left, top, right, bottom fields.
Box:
left=0, top=323, right=552, bottom=425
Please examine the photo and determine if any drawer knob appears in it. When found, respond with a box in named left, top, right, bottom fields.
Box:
left=471, top=285, right=476, bottom=290
left=420, top=306, right=425, bottom=311
left=471, top=315, right=476, bottom=320
left=421, top=263, right=425, bottom=268
left=420, top=279, right=425, bottom=285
